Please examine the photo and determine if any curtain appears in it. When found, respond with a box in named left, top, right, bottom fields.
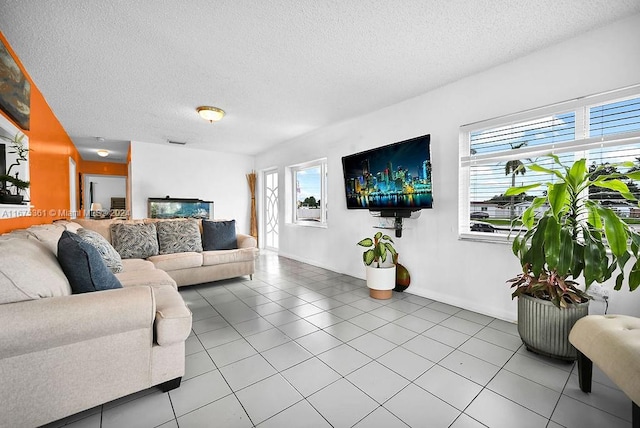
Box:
left=246, top=171, right=258, bottom=239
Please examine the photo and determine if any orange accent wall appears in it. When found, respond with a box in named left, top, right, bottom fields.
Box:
left=0, top=32, right=128, bottom=233
left=80, top=160, right=127, bottom=176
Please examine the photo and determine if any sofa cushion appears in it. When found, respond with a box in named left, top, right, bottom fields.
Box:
left=77, top=228, right=124, bottom=273
left=202, top=220, right=237, bottom=250
left=147, top=252, right=203, bottom=271
left=57, top=231, right=122, bottom=294
left=25, top=223, right=67, bottom=255
left=156, top=220, right=203, bottom=255
left=73, top=218, right=145, bottom=243
left=116, top=268, right=178, bottom=290
left=121, top=258, right=156, bottom=272
left=110, top=223, right=159, bottom=259
left=202, top=248, right=257, bottom=266
left=0, top=238, right=72, bottom=304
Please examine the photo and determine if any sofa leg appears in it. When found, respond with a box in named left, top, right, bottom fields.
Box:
left=159, top=377, right=182, bottom=393
left=576, top=350, right=592, bottom=393
left=633, top=401, right=639, bottom=428
left=250, top=274, right=253, bottom=280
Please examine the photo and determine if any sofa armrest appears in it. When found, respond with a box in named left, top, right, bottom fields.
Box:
left=237, top=233, right=257, bottom=249
left=152, top=286, right=192, bottom=346
left=0, top=286, right=155, bottom=359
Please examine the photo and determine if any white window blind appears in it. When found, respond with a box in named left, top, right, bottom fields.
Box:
left=459, top=86, right=640, bottom=241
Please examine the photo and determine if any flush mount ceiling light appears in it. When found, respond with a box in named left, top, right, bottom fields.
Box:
left=96, top=149, right=109, bottom=157
left=196, top=106, right=225, bottom=123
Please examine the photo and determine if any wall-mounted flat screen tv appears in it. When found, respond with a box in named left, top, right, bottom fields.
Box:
left=342, top=134, right=432, bottom=210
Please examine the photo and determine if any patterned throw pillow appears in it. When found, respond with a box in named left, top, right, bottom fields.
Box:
left=77, top=228, right=124, bottom=273
left=156, top=220, right=203, bottom=255
left=57, top=231, right=122, bottom=293
left=202, top=220, right=238, bottom=250
left=110, top=223, right=159, bottom=259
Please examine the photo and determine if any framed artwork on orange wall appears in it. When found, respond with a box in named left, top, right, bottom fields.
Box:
left=0, top=39, right=30, bottom=131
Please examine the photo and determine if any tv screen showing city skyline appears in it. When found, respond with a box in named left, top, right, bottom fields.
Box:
left=342, top=134, right=432, bottom=210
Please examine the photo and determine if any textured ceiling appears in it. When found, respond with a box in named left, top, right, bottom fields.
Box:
left=1, top=1, right=639, bottom=162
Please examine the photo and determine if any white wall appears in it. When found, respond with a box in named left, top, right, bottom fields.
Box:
left=255, top=14, right=640, bottom=321
left=84, top=174, right=126, bottom=214
left=129, top=141, right=255, bottom=233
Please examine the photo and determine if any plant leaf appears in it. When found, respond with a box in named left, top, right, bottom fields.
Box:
left=504, top=183, right=540, bottom=196
left=357, top=238, right=373, bottom=247
left=544, top=215, right=560, bottom=269
left=592, top=179, right=636, bottom=201
left=556, top=226, right=573, bottom=277
left=547, top=183, right=568, bottom=219
left=363, top=249, right=375, bottom=265
left=596, top=205, right=628, bottom=257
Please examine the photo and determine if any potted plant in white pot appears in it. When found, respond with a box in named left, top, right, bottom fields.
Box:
left=357, top=231, right=397, bottom=299
left=505, top=154, right=640, bottom=360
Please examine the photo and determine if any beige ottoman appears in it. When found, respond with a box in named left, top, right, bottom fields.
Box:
left=569, top=314, right=640, bottom=428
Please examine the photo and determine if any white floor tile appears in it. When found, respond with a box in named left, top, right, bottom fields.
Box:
left=349, top=312, right=389, bottom=330
left=372, top=322, right=418, bottom=345
left=102, top=391, right=173, bottom=428
left=307, top=378, right=379, bottom=428
left=244, top=327, right=291, bottom=352
left=551, top=394, right=631, bottom=428
left=352, top=406, right=407, bottom=428
left=458, top=337, right=515, bottom=367
left=563, top=373, right=632, bottom=421
left=503, top=353, right=571, bottom=392
left=206, top=338, right=257, bottom=368
left=318, top=343, right=372, bottom=376
left=169, top=370, right=232, bottom=417
left=261, top=340, right=313, bottom=371
left=197, top=325, right=242, bottom=349
left=257, top=400, right=331, bottom=428
left=233, top=317, right=274, bottom=336
left=235, top=374, right=303, bottom=425
left=295, top=329, right=343, bottom=354
left=465, top=389, right=548, bottom=428
left=177, top=394, right=252, bottom=428
left=384, top=383, right=460, bottom=428
left=440, top=316, right=485, bottom=336
left=393, top=314, right=436, bottom=333
left=377, top=346, right=434, bottom=381
left=422, top=324, right=471, bottom=348
left=449, top=413, right=488, bottom=428
left=281, top=357, right=341, bottom=397
left=415, top=365, right=483, bottom=411
left=487, top=369, right=560, bottom=417
left=184, top=350, right=216, bottom=380
left=348, top=332, right=396, bottom=359
left=324, top=320, right=368, bottom=342
left=346, top=361, right=410, bottom=404
left=474, top=326, right=523, bottom=352
left=219, top=353, right=277, bottom=391
left=402, top=334, right=455, bottom=363
left=277, top=318, right=319, bottom=339
left=439, top=350, right=501, bottom=386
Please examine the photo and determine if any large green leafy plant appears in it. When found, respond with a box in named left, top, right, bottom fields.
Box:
left=505, top=155, right=640, bottom=308
left=357, top=231, right=397, bottom=268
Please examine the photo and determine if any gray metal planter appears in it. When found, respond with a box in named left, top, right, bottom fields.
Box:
left=517, top=294, right=589, bottom=361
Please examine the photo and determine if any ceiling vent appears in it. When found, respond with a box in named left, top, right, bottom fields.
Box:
left=168, top=140, right=186, bottom=145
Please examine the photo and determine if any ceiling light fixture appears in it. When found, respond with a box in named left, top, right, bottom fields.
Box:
left=97, top=149, right=109, bottom=157
left=196, top=106, right=225, bottom=123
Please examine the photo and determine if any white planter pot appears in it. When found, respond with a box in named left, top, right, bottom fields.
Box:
left=366, top=265, right=396, bottom=299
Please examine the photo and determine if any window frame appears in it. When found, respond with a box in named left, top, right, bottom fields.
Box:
left=459, top=84, right=640, bottom=243
left=288, top=158, right=328, bottom=228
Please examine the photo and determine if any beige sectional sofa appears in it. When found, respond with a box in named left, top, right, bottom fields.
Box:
left=0, top=218, right=257, bottom=427
left=73, top=218, right=259, bottom=287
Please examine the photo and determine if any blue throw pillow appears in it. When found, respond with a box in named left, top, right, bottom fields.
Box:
left=202, top=220, right=238, bottom=250
left=57, top=230, right=122, bottom=294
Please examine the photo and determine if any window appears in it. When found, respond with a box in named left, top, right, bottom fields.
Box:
left=459, top=85, right=640, bottom=241
left=288, top=159, right=327, bottom=226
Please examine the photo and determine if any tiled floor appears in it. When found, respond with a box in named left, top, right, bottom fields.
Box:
left=47, top=252, right=632, bottom=428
